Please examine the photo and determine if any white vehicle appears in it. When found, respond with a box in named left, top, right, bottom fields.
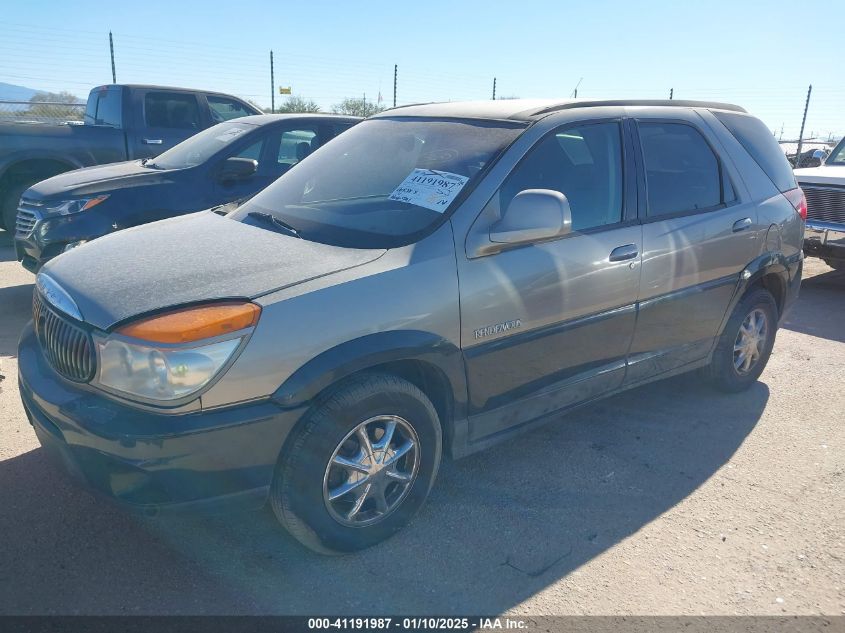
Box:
left=795, top=137, right=845, bottom=269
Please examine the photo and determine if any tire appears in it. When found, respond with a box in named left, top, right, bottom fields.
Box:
left=270, top=373, right=442, bottom=554
left=1, top=181, right=31, bottom=233
left=703, top=288, right=778, bottom=393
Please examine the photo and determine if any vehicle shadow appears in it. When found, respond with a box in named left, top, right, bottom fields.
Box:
left=782, top=266, right=845, bottom=343
left=0, top=373, right=768, bottom=614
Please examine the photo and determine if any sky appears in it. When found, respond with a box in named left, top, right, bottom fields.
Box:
left=1, top=0, right=842, bottom=139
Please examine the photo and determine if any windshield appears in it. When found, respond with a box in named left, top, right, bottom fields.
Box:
left=148, top=120, right=258, bottom=170
left=825, top=137, right=845, bottom=166
left=231, top=117, right=525, bottom=248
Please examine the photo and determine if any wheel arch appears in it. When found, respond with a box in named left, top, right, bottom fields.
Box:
left=720, top=252, right=793, bottom=336
left=0, top=155, right=81, bottom=195
left=272, top=330, right=468, bottom=456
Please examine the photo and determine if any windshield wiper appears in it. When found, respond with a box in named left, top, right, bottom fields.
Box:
left=247, top=211, right=301, bottom=238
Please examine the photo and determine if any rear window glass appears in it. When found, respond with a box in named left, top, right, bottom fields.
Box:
left=714, top=111, right=796, bottom=193
left=639, top=122, right=722, bottom=216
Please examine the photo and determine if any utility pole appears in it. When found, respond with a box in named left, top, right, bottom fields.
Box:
left=270, top=50, right=275, bottom=113
left=669, top=88, right=673, bottom=100
left=492, top=77, right=496, bottom=100
left=109, top=31, right=116, bottom=83
left=393, top=64, right=398, bottom=108
left=795, top=84, right=812, bottom=167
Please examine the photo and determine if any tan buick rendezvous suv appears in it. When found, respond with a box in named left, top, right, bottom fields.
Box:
left=19, top=99, right=804, bottom=553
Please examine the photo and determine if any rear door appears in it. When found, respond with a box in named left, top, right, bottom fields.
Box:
left=458, top=119, right=642, bottom=443
left=625, top=112, right=759, bottom=384
left=132, top=90, right=203, bottom=158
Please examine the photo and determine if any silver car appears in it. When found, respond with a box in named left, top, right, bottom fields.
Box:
left=19, top=99, right=805, bottom=553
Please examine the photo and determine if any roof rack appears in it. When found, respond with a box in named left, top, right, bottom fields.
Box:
left=527, top=99, right=746, bottom=117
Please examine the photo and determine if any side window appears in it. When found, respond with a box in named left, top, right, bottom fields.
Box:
left=144, top=92, right=201, bottom=130
left=234, top=140, right=263, bottom=163
left=85, top=89, right=122, bottom=127
left=278, top=128, right=318, bottom=168
left=208, top=96, right=254, bottom=122
left=499, top=121, right=624, bottom=231
left=713, top=111, right=796, bottom=192
left=638, top=122, right=723, bottom=216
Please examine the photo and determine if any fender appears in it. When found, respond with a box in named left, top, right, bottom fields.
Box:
left=718, top=250, right=802, bottom=335
left=271, top=329, right=469, bottom=424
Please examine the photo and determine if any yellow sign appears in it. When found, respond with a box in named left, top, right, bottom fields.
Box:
left=278, top=86, right=292, bottom=95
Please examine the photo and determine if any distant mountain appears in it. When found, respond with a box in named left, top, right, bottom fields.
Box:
left=0, top=82, right=38, bottom=103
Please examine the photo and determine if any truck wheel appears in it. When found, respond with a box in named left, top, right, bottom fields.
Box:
left=270, top=373, right=442, bottom=554
left=703, top=288, right=778, bottom=393
left=1, top=181, right=30, bottom=233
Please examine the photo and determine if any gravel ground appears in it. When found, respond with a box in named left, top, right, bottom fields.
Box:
left=0, top=230, right=842, bottom=616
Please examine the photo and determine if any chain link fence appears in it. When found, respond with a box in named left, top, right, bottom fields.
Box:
left=0, top=101, right=85, bottom=123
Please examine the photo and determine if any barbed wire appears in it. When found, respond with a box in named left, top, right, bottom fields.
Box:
left=0, top=21, right=841, bottom=139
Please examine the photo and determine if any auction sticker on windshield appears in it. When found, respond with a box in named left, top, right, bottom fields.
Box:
left=215, top=127, right=248, bottom=143
left=389, top=169, right=469, bottom=212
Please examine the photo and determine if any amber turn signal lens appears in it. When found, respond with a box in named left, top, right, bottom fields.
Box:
left=117, top=302, right=261, bottom=344
left=82, top=195, right=109, bottom=211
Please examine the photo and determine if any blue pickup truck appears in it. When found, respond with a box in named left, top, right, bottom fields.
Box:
left=0, top=84, right=261, bottom=230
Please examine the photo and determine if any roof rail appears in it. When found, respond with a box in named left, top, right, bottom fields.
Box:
left=528, top=99, right=747, bottom=117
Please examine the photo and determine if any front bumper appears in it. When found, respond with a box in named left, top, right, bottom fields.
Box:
left=803, top=220, right=845, bottom=265
left=14, top=209, right=116, bottom=273
left=18, top=322, right=305, bottom=514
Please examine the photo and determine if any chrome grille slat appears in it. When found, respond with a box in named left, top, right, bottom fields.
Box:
left=801, top=185, right=845, bottom=224
left=15, top=208, right=38, bottom=238
left=32, top=291, right=96, bottom=382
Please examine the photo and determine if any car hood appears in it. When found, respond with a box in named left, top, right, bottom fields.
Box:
left=40, top=211, right=385, bottom=330
left=26, top=160, right=180, bottom=199
left=794, top=165, right=845, bottom=186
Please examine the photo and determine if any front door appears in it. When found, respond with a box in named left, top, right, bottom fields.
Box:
left=457, top=120, right=642, bottom=443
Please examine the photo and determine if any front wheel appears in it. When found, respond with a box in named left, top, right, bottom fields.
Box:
left=270, top=373, right=442, bottom=554
left=703, top=288, right=778, bottom=392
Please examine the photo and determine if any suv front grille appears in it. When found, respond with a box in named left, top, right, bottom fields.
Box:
left=15, top=208, right=38, bottom=238
left=33, top=291, right=96, bottom=382
left=802, top=185, right=845, bottom=225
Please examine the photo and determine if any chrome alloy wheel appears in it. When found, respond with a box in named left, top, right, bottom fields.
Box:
left=322, top=415, right=420, bottom=527
left=733, top=308, right=768, bottom=375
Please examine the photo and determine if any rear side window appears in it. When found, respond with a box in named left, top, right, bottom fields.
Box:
left=638, top=122, right=723, bottom=216
left=713, top=111, right=796, bottom=193
left=208, top=96, right=254, bottom=122
left=144, top=92, right=201, bottom=130
left=84, top=88, right=122, bottom=127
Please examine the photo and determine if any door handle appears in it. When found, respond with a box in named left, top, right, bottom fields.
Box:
left=609, top=244, right=639, bottom=262
left=732, top=217, right=752, bottom=232
left=143, top=138, right=163, bottom=145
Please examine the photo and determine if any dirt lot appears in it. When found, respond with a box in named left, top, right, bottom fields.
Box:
left=0, top=230, right=842, bottom=616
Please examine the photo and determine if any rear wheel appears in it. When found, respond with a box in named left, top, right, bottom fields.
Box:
left=703, top=288, right=778, bottom=392
left=270, top=373, right=442, bottom=554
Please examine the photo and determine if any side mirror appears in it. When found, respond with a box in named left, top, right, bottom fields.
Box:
left=490, top=189, right=572, bottom=245
left=812, top=149, right=827, bottom=164
left=218, top=157, right=258, bottom=183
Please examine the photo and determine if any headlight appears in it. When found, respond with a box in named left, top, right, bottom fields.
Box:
left=46, top=195, right=109, bottom=216
left=96, top=302, right=260, bottom=402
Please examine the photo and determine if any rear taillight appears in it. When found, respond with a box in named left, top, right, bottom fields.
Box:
left=784, top=187, right=807, bottom=220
